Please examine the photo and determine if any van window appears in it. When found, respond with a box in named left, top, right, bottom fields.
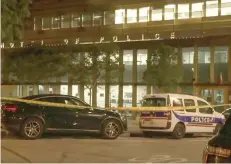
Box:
left=173, top=98, right=184, bottom=111
left=198, top=100, right=213, bottom=114
left=142, top=98, right=166, bottom=107
left=184, top=99, right=196, bottom=112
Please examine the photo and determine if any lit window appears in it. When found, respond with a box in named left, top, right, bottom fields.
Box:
left=206, top=0, right=218, bottom=17
left=115, top=9, right=125, bottom=24
left=34, top=17, right=42, bottom=30
left=72, top=13, right=81, bottom=27
left=127, top=9, right=137, bottom=23
left=221, top=0, right=231, bottom=16
left=215, top=47, right=228, bottom=63
left=82, top=13, right=92, bottom=27
left=151, top=8, right=162, bottom=21
left=137, top=50, right=147, bottom=65
left=192, top=3, right=203, bottom=18
left=139, top=7, right=150, bottom=22
left=164, top=4, right=175, bottom=20
left=42, top=17, right=51, bottom=30
left=104, top=11, right=114, bottom=25
left=51, top=17, right=61, bottom=29
left=178, top=4, right=189, bottom=19
left=61, top=15, right=71, bottom=28
left=93, top=12, right=103, bottom=26
left=182, top=48, right=194, bottom=64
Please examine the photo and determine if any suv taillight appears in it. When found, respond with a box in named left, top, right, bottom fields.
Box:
left=2, top=105, right=19, bottom=112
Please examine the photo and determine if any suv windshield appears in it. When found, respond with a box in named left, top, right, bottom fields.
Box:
left=220, top=115, right=231, bottom=136
left=142, top=98, right=166, bottom=107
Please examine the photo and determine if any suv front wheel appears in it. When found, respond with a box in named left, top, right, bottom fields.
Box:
left=101, top=119, right=122, bottom=139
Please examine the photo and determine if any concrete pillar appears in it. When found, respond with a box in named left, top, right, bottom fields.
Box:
left=193, top=44, right=198, bottom=95
left=210, top=45, right=215, bottom=83
left=68, top=76, right=73, bottom=96
left=228, top=43, right=231, bottom=83
left=105, top=53, right=110, bottom=108
left=177, top=46, right=183, bottom=93
left=79, top=84, right=84, bottom=101
left=118, top=50, right=123, bottom=107
left=92, top=84, right=97, bottom=107
left=132, top=49, right=137, bottom=119
left=147, top=49, right=152, bottom=94
left=105, top=84, right=110, bottom=108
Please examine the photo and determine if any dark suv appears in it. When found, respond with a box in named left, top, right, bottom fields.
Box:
left=1, top=94, right=127, bottom=140
left=202, top=113, right=231, bottom=163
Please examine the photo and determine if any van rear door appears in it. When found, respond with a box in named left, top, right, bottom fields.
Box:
left=140, top=96, right=170, bottom=129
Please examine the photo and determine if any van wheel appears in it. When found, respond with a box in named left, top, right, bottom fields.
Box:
left=143, top=131, right=153, bottom=138
left=172, top=123, right=185, bottom=139
left=214, top=123, right=223, bottom=134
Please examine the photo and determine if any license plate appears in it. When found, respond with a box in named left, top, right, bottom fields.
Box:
left=143, top=120, right=154, bottom=125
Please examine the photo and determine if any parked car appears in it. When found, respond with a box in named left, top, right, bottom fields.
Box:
left=139, top=93, right=225, bottom=139
left=1, top=94, right=127, bottom=140
left=222, top=108, right=231, bottom=120
left=202, top=114, right=231, bottom=163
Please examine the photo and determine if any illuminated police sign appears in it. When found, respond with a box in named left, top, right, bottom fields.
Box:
left=191, top=116, right=214, bottom=123
left=1, top=32, right=178, bottom=49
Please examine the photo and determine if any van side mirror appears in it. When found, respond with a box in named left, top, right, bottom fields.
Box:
left=208, top=108, right=214, bottom=114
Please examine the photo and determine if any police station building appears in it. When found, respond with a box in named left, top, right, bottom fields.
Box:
left=1, top=0, right=231, bottom=109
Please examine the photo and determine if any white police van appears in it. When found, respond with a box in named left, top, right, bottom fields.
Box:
left=139, top=93, right=225, bottom=139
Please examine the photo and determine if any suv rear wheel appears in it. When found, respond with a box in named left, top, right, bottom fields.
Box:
left=101, top=119, right=122, bottom=139
left=20, top=117, right=44, bottom=140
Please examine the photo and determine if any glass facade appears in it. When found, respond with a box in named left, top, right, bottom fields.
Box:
left=221, top=0, right=231, bottom=16
left=82, top=13, right=92, bottom=27
left=198, top=47, right=211, bottom=83
left=51, top=17, right=61, bottom=29
left=115, top=9, right=125, bottom=24
left=192, top=3, right=203, bottom=18
left=5, top=44, right=229, bottom=106
left=127, top=9, right=137, bottom=23
left=182, top=48, right=194, bottom=83
left=137, top=49, right=147, bottom=82
left=71, top=13, right=81, bottom=27
left=151, top=8, right=163, bottom=21
left=206, top=0, right=219, bottom=17
left=61, top=15, right=71, bottom=28
left=137, top=86, right=147, bottom=106
left=110, top=85, right=119, bottom=107
left=97, top=85, right=105, bottom=108
left=139, top=7, right=149, bottom=22
left=214, top=46, right=229, bottom=83
left=178, top=4, right=189, bottom=19
left=42, top=17, right=51, bottom=30
left=34, top=0, right=231, bottom=30
left=164, top=4, right=175, bottom=20
left=93, top=13, right=103, bottom=26
left=123, top=50, right=133, bottom=82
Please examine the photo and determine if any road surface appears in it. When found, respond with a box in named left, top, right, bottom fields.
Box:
left=1, top=134, right=210, bottom=163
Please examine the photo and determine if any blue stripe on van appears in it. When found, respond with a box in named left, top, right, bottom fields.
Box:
left=172, top=111, right=225, bottom=124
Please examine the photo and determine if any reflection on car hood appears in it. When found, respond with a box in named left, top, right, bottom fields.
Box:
left=208, top=134, right=231, bottom=149
left=92, top=107, right=120, bottom=116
